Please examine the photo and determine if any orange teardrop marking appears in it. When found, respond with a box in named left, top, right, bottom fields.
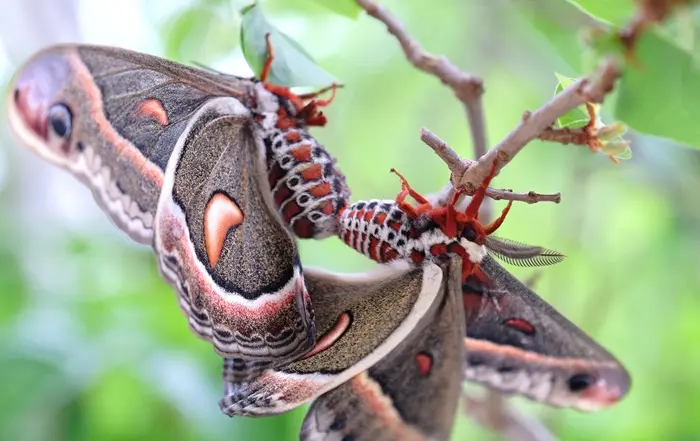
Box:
left=138, top=98, right=169, bottom=126
left=204, top=193, right=244, bottom=268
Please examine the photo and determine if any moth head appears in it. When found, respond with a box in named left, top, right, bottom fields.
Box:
left=251, top=82, right=300, bottom=128
left=8, top=48, right=82, bottom=168
left=458, top=221, right=489, bottom=264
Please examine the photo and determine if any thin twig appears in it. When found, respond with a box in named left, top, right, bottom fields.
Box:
left=488, top=188, right=561, bottom=204
left=421, top=129, right=560, bottom=204
left=419, top=128, right=467, bottom=178
left=444, top=59, right=621, bottom=193
left=355, top=0, right=488, bottom=158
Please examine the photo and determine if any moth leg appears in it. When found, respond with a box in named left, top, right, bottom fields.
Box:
left=297, top=104, right=327, bottom=127
left=296, top=85, right=339, bottom=126
left=459, top=251, right=477, bottom=281
left=260, top=34, right=306, bottom=112
left=439, top=188, right=466, bottom=238
left=462, top=159, right=499, bottom=221
left=297, top=84, right=338, bottom=106
left=390, top=168, right=433, bottom=218
left=483, top=200, right=513, bottom=235
left=260, top=33, right=274, bottom=83
left=390, top=168, right=431, bottom=205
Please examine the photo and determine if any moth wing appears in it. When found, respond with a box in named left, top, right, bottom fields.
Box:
left=8, top=44, right=253, bottom=244
left=300, top=256, right=465, bottom=441
left=154, top=97, right=314, bottom=369
left=463, top=255, right=631, bottom=411
left=219, top=262, right=445, bottom=416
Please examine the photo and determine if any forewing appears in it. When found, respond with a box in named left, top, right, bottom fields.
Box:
left=7, top=44, right=253, bottom=244
left=462, top=255, right=631, bottom=411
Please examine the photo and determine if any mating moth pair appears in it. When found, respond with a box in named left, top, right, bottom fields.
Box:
left=7, top=41, right=630, bottom=441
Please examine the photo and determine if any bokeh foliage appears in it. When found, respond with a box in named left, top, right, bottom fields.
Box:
left=1, top=1, right=699, bottom=440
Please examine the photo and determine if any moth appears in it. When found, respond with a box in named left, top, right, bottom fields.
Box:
left=222, top=256, right=466, bottom=441
left=333, top=160, right=630, bottom=411
left=336, top=160, right=563, bottom=284
left=7, top=43, right=349, bottom=375
left=218, top=254, right=629, bottom=440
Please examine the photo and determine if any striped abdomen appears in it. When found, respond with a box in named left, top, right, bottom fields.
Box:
left=337, top=199, right=415, bottom=263
left=338, top=199, right=482, bottom=270
left=264, top=127, right=350, bottom=238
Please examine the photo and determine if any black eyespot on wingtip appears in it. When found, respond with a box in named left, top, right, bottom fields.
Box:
left=568, top=373, right=595, bottom=392
left=47, top=103, right=72, bottom=139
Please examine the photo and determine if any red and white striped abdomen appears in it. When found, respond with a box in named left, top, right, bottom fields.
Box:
left=264, top=127, right=350, bottom=239
left=337, top=199, right=414, bottom=263
left=252, top=82, right=351, bottom=239
left=338, top=199, right=489, bottom=269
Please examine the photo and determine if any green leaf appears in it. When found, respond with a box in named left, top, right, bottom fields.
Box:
left=162, top=4, right=238, bottom=65
left=554, top=73, right=590, bottom=128
left=565, top=0, right=636, bottom=26
left=602, top=140, right=633, bottom=160
left=519, top=0, right=700, bottom=148
left=240, top=3, right=337, bottom=87
left=614, top=30, right=700, bottom=148
left=313, top=0, right=362, bottom=19
left=511, top=0, right=594, bottom=72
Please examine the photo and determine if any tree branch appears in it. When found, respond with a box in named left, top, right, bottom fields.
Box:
left=355, top=0, right=488, bottom=160
left=421, top=129, right=560, bottom=204
left=446, top=59, right=621, bottom=193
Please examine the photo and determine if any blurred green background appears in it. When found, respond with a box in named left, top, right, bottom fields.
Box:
left=0, top=0, right=698, bottom=440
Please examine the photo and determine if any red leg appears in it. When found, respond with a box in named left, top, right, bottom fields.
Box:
left=460, top=256, right=478, bottom=282
left=304, top=112, right=328, bottom=127
left=441, top=189, right=464, bottom=238
left=312, top=84, right=337, bottom=107
left=390, top=169, right=431, bottom=205
left=260, top=34, right=307, bottom=112
left=260, top=34, right=274, bottom=83
left=297, top=84, right=338, bottom=107
left=390, top=168, right=434, bottom=218
left=483, top=200, right=513, bottom=235
left=391, top=169, right=420, bottom=217
left=464, top=160, right=498, bottom=220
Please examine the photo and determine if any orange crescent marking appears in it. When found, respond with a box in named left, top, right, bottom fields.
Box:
left=138, top=98, right=169, bottom=126
left=204, top=193, right=244, bottom=268
left=71, top=55, right=164, bottom=187
left=301, top=312, right=351, bottom=360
